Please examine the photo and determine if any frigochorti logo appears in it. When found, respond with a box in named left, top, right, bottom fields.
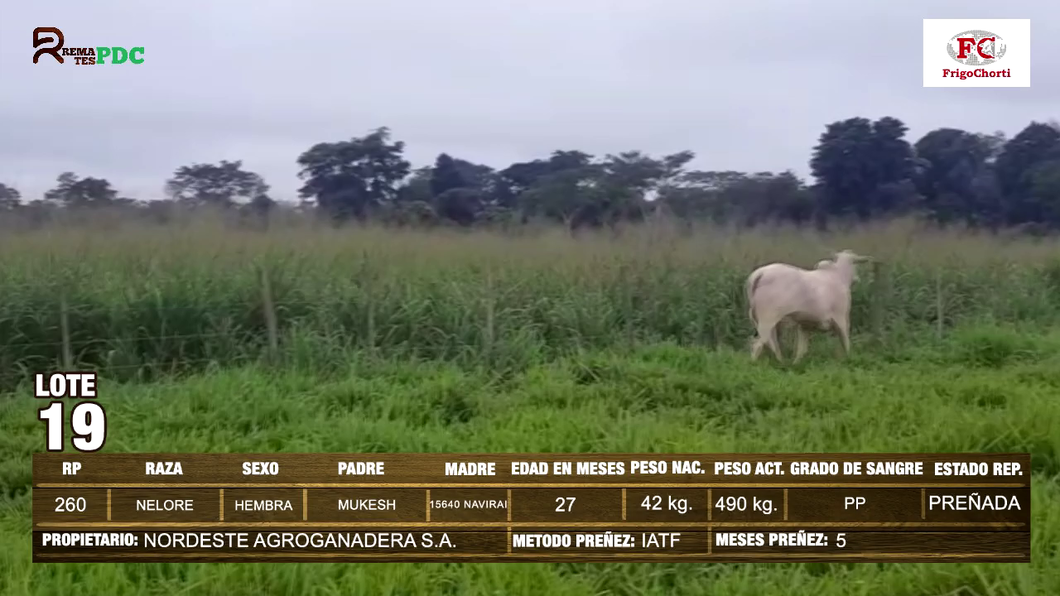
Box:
left=942, top=29, right=1009, bottom=81
left=923, top=19, right=1029, bottom=88
left=32, top=27, right=144, bottom=65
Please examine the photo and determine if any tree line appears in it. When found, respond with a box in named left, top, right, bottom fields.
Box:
left=2, top=117, right=1059, bottom=232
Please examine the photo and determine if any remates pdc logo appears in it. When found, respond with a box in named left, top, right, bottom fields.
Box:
left=947, top=30, right=1007, bottom=66
left=32, top=26, right=144, bottom=65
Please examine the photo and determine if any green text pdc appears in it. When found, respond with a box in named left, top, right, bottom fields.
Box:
left=62, top=46, right=145, bottom=65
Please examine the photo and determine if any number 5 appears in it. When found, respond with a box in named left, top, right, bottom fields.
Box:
left=836, top=533, right=846, bottom=548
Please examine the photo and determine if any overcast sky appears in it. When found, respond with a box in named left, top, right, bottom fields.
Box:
left=1, top=1, right=1056, bottom=202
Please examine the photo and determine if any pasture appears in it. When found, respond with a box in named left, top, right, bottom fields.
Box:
left=1, top=218, right=1058, bottom=595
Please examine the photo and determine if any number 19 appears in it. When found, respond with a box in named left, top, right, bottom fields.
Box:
left=38, top=402, right=107, bottom=452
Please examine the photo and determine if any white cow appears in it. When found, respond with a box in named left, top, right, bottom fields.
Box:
left=745, top=250, right=870, bottom=363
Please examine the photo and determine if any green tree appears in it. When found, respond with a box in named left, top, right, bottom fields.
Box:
left=434, top=188, right=484, bottom=226
left=296, top=127, right=411, bottom=221
left=164, top=160, right=270, bottom=208
left=502, top=151, right=597, bottom=226
left=810, top=116, right=918, bottom=223
left=43, top=172, right=118, bottom=207
left=423, top=153, right=507, bottom=225
left=1025, top=159, right=1060, bottom=229
left=429, top=153, right=467, bottom=197
left=500, top=151, right=593, bottom=195
left=656, top=170, right=812, bottom=227
left=0, top=183, right=21, bottom=211
left=913, top=128, right=1003, bottom=226
left=993, top=121, right=1060, bottom=226
left=728, top=171, right=814, bottom=227
left=397, top=167, right=434, bottom=202
left=655, top=170, right=743, bottom=223
left=575, top=151, right=694, bottom=230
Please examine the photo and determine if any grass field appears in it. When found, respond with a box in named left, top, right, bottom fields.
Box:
left=1, top=219, right=1059, bottom=595
left=3, top=218, right=1060, bottom=388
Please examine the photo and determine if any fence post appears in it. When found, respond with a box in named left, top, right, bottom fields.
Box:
left=259, top=266, right=279, bottom=364
left=366, top=273, right=376, bottom=357
left=59, top=291, right=73, bottom=370
left=935, top=268, right=944, bottom=340
left=360, top=250, right=376, bottom=357
left=869, top=260, right=887, bottom=347
left=624, top=264, right=636, bottom=350
left=483, top=268, right=495, bottom=364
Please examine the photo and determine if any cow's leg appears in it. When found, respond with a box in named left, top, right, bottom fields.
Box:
left=751, top=329, right=767, bottom=361
left=767, top=325, right=784, bottom=362
left=752, top=317, right=782, bottom=362
left=793, top=325, right=810, bottom=363
left=751, top=335, right=765, bottom=361
left=833, top=316, right=851, bottom=357
left=754, top=317, right=784, bottom=363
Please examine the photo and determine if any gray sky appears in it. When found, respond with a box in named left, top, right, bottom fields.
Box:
left=2, top=1, right=1056, bottom=202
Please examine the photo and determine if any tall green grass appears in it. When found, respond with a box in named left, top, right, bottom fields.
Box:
left=2, top=218, right=1060, bottom=390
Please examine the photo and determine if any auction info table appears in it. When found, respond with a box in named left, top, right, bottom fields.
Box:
left=32, top=453, right=1030, bottom=563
